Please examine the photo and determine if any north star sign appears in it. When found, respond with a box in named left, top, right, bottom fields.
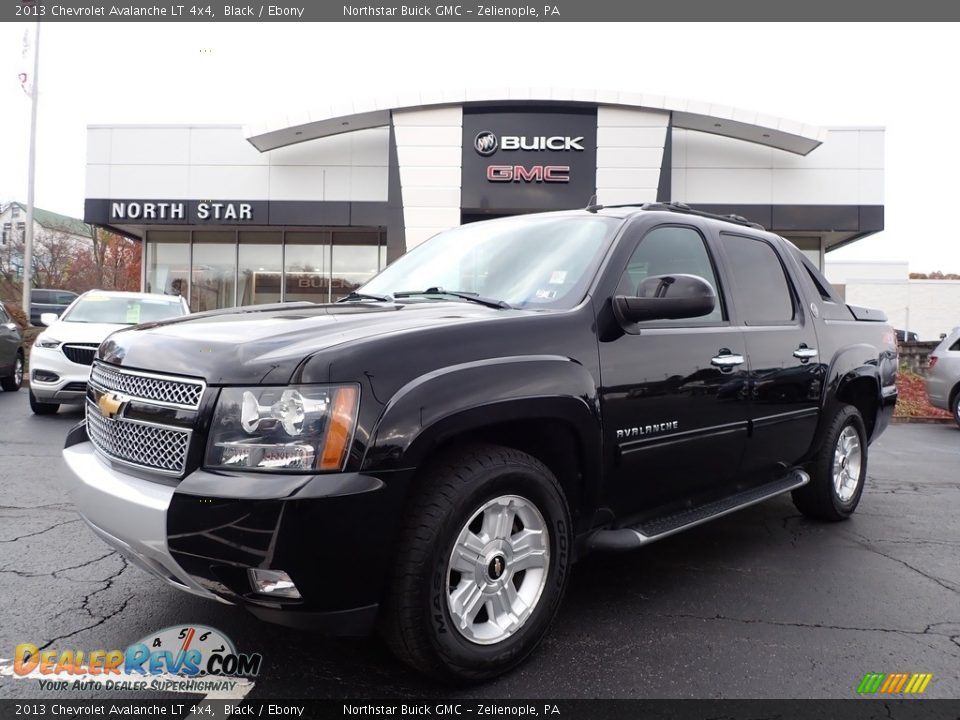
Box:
left=109, top=201, right=255, bottom=222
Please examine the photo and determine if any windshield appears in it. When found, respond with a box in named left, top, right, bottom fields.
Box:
left=62, top=295, right=187, bottom=325
left=360, top=214, right=621, bottom=310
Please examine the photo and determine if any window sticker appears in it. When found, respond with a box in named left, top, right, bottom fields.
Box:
left=549, top=270, right=568, bottom=284
left=126, top=304, right=142, bottom=323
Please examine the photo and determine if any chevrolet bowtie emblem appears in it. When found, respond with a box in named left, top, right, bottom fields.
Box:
left=97, top=392, right=127, bottom=420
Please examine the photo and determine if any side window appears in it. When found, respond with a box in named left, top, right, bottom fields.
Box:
left=0, top=307, right=8, bottom=323
left=722, top=234, right=796, bottom=325
left=57, top=292, right=76, bottom=305
left=32, top=290, right=48, bottom=303
left=617, top=225, right=724, bottom=324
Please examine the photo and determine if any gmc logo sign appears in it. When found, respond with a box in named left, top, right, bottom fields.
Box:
left=486, top=165, right=571, bottom=183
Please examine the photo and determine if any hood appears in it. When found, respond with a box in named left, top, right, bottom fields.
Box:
left=98, top=301, right=523, bottom=384
left=39, top=320, right=131, bottom=345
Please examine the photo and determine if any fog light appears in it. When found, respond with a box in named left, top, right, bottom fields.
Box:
left=248, top=569, right=301, bottom=599
left=33, top=370, right=59, bottom=383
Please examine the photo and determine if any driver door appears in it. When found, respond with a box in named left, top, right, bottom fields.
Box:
left=598, top=224, right=751, bottom=518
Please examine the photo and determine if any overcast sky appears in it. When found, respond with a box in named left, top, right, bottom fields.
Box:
left=0, top=22, right=956, bottom=271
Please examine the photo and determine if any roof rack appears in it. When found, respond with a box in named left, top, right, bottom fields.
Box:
left=585, top=200, right=765, bottom=230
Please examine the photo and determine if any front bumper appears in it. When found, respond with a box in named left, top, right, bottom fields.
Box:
left=62, top=428, right=412, bottom=635
left=29, top=346, right=91, bottom=403
left=62, top=440, right=226, bottom=601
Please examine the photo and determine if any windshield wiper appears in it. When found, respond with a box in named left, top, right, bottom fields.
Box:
left=393, top=287, right=512, bottom=310
left=337, top=291, right=394, bottom=303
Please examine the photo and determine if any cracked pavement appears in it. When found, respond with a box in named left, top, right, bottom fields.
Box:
left=0, top=388, right=958, bottom=699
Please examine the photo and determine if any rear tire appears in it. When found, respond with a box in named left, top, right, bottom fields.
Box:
left=380, top=444, right=571, bottom=682
left=1, top=353, right=23, bottom=392
left=29, top=389, right=59, bottom=415
left=952, top=390, right=960, bottom=429
left=792, top=404, right=867, bottom=521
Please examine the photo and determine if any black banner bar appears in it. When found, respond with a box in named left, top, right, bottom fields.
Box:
left=2, top=700, right=960, bottom=720
left=6, top=0, right=960, bottom=22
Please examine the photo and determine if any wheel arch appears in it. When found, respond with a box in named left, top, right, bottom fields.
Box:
left=834, top=368, right=881, bottom=440
left=363, top=356, right=602, bottom=531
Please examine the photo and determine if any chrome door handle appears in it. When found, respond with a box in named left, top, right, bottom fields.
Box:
left=711, top=353, right=745, bottom=368
left=793, top=347, right=818, bottom=360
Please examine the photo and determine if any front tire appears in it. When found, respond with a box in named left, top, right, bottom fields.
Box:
left=1, top=353, right=23, bottom=392
left=381, top=444, right=571, bottom=682
left=792, top=404, right=867, bottom=521
left=952, top=390, right=960, bottom=429
left=29, top=389, right=59, bottom=415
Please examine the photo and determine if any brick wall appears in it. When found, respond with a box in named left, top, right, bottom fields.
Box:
left=898, top=341, right=940, bottom=376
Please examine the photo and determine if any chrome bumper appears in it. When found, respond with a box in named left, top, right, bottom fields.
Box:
left=62, top=441, right=231, bottom=604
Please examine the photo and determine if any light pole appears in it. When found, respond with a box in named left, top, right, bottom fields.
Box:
left=22, top=21, right=40, bottom=318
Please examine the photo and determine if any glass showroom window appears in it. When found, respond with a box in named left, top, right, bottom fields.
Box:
left=191, top=231, right=237, bottom=312
left=285, top=231, right=331, bottom=303
left=331, top=231, right=384, bottom=302
left=145, top=231, right=189, bottom=299
left=238, top=232, right=282, bottom=305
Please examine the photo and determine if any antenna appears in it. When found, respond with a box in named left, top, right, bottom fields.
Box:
left=585, top=194, right=603, bottom=213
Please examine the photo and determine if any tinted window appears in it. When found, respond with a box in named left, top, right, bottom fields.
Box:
left=56, top=292, right=77, bottom=305
left=617, top=225, right=724, bottom=324
left=722, top=234, right=795, bottom=325
left=32, top=290, right=50, bottom=303
left=0, top=307, right=8, bottom=323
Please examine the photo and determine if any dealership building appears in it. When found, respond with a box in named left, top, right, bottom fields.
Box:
left=83, top=89, right=885, bottom=312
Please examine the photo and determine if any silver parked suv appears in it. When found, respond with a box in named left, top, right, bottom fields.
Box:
left=927, top=327, right=960, bottom=426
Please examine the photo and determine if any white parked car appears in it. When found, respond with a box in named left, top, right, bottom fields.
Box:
left=29, top=290, right=190, bottom=415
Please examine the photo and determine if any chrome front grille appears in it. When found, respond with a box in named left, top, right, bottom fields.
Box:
left=86, top=363, right=204, bottom=476
left=90, top=362, right=204, bottom=409
left=86, top=402, right=190, bottom=475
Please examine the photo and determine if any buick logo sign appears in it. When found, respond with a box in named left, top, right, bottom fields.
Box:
left=474, top=131, right=498, bottom=156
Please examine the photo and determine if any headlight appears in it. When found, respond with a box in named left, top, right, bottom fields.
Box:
left=35, top=335, right=62, bottom=349
left=205, top=384, right=359, bottom=472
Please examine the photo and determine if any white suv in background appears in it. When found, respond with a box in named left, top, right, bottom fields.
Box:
left=29, top=290, right=189, bottom=415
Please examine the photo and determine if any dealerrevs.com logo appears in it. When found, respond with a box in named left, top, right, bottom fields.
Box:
left=12, top=625, right=261, bottom=693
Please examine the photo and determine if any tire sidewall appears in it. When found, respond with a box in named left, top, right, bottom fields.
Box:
left=13, top=353, right=23, bottom=390
left=953, top=392, right=960, bottom=429
left=424, top=467, right=570, bottom=674
left=826, top=408, right=867, bottom=515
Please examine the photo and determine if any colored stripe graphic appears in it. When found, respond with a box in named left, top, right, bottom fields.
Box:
left=857, top=672, right=932, bottom=694
left=857, top=673, right=885, bottom=693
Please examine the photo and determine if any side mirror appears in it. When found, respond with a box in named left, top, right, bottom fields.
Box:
left=40, top=312, right=59, bottom=327
left=613, top=274, right=716, bottom=325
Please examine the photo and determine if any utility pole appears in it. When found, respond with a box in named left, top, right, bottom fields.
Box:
left=22, top=21, right=40, bottom=318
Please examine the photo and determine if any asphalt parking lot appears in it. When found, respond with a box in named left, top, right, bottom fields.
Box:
left=1, top=388, right=958, bottom=700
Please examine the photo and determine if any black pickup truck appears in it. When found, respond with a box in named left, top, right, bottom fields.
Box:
left=62, top=203, right=897, bottom=681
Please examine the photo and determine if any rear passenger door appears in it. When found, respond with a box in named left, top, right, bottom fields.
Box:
left=717, top=233, right=824, bottom=482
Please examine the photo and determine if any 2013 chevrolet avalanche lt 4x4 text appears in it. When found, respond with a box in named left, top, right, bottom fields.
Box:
left=62, top=203, right=898, bottom=681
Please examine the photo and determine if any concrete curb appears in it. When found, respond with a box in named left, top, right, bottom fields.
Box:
left=891, top=416, right=954, bottom=424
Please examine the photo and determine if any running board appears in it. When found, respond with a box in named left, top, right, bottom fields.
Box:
left=587, top=469, right=810, bottom=552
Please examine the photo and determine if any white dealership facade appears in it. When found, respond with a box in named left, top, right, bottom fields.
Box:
left=83, top=89, right=884, bottom=312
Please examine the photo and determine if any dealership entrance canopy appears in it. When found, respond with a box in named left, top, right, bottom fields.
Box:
left=84, top=88, right=883, bottom=312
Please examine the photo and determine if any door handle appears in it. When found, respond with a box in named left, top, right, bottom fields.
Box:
left=711, top=353, right=745, bottom=368
left=793, top=346, right=818, bottom=360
